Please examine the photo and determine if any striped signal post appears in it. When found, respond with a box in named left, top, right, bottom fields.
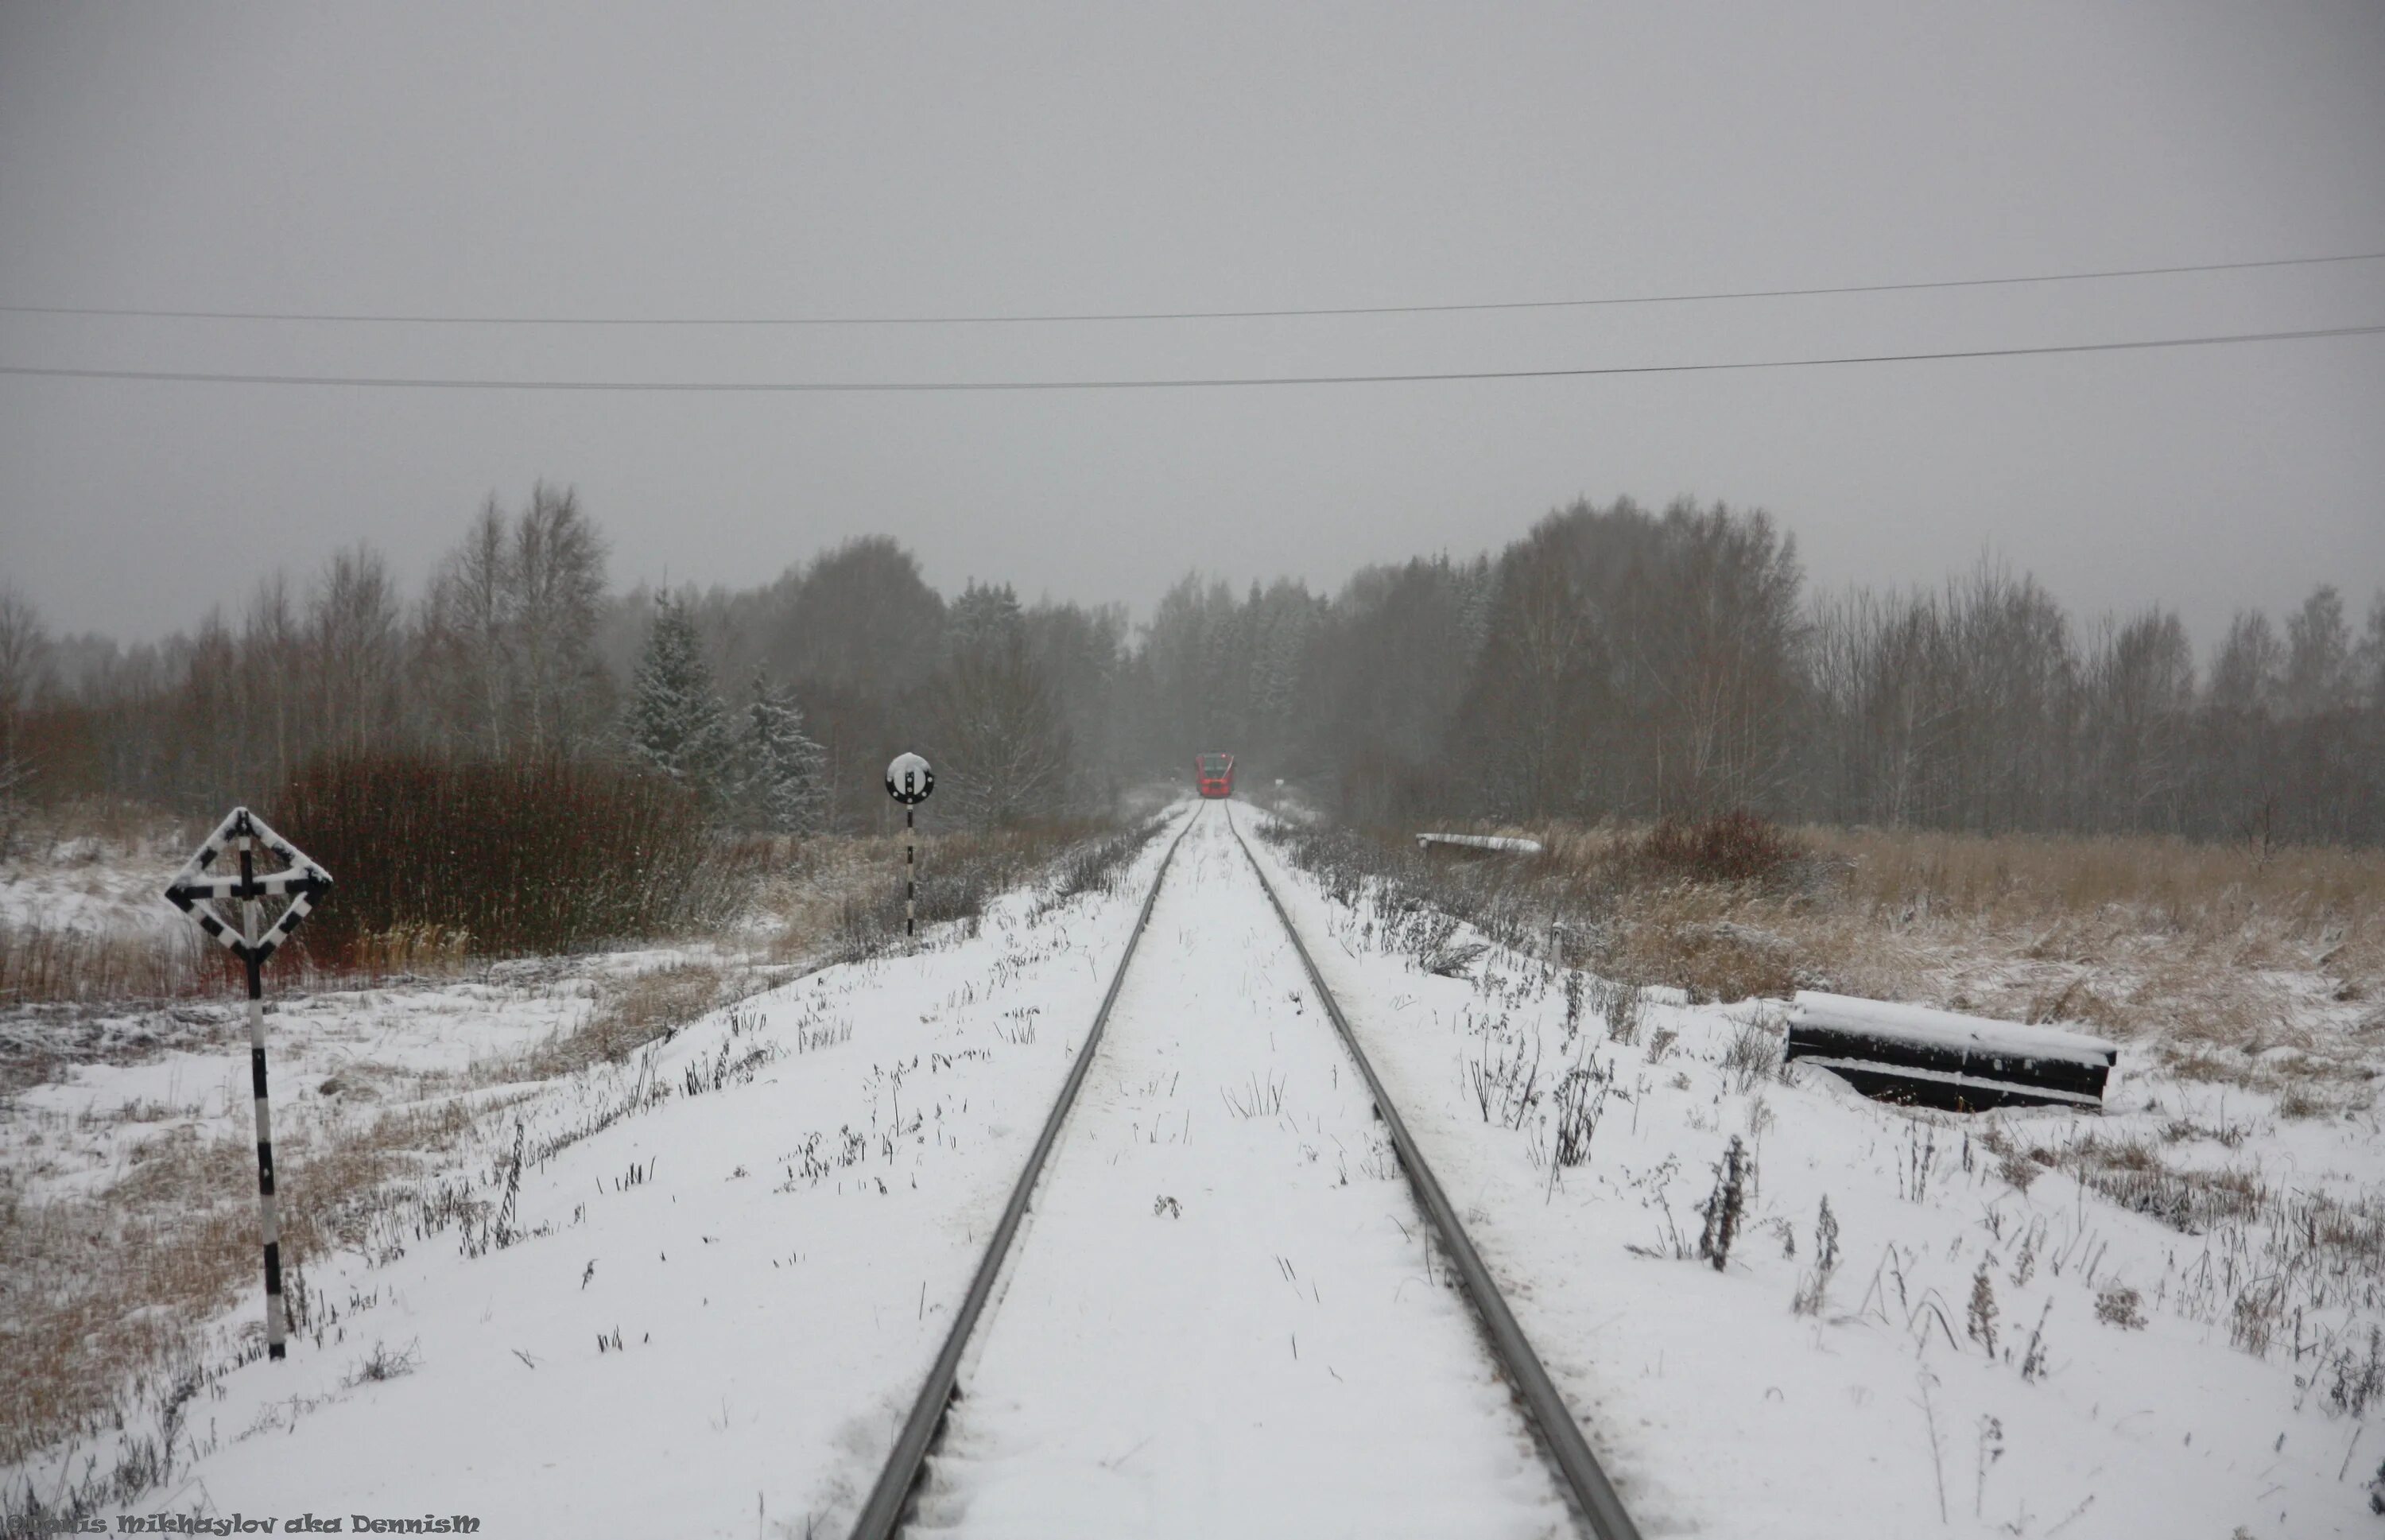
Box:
left=164, top=808, right=332, bottom=1362
left=884, top=752, right=934, bottom=938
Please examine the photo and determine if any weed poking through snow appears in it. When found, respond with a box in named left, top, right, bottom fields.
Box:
left=1220, top=1071, right=1286, bottom=1119
left=1697, top=1136, right=1748, bottom=1272
left=2094, top=1284, right=2146, bottom=1330
left=1793, top=1196, right=1840, bottom=1316
left=1967, top=1263, right=1999, bottom=1356
left=342, top=1339, right=420, bottom=1388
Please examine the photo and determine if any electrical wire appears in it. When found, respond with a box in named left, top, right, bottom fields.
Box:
left=2, top=251, right=2379, bottom=328
left=2, top=323, right=2378, bottom=393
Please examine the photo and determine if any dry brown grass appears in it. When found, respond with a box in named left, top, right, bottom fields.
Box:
left=1279, top=816, right=2384, bottom=1093
left=0, top=925, right=215, bottom=1007
left=0, top=1093, right=494, bottom=1473
left=514, top=958, right=761, bottom=1079
left=1807, top=824, right=2385, bottom=937
left=1519, top=820, right=2385, bottom=1059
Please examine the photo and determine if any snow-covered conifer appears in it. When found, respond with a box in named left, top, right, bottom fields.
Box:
left=739, top=668, right=828, bottom=833
left=625, top=592, right=731, bottom=802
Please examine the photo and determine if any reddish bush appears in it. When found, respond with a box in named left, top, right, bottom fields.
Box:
left=272, top=755, right=751, bottom=964
left=1639, top=809, right=1803, bottom=886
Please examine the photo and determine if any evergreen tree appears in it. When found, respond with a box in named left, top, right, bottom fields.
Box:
left=945, top=579, right=1025, bottom=660
left=739, top=668, right=828, bottom=833
left=626, top=592, right=731, bottom=801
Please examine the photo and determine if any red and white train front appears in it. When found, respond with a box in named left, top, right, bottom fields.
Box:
left=1194, top=752, right=1235, bottom=798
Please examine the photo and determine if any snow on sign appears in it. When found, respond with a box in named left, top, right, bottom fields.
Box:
left=885, top=751, right=934, bottom=805
left=163, top=806, right=332, bottom=1362
left=886, top=752, right=933, bottom=937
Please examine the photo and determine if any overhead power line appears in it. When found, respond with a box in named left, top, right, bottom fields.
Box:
left=2, top=323, right=2379, bottom=394
left=2, top=251, right=2380, bottom=328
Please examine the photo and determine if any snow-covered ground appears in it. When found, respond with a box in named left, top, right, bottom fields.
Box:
left=0, top=824, right=192, bottom=940
left=1245, top=812, right=2385, bottom=1538
left=917, top=810, right=1569, bottom=1538
left=5, top=813, right=1189, bottom=1534
left=8, top=797, right=2381, bottom=1537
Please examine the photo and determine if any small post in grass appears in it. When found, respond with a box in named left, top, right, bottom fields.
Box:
left=884, top=752, right=934, bottom=938
left=163, top=807, right=332, bottom=1361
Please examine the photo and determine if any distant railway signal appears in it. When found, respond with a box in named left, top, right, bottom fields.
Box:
left=886, top=752, right=933, bottom=937
left=886, top=752, right=933, bottom=806
left=163, top=807, right=332, bottom=1362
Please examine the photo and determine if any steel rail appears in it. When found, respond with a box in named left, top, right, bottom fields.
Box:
left=847, top=805, right=1201, bottom=1540
left=1224, top=804, right=1643, bottom=1540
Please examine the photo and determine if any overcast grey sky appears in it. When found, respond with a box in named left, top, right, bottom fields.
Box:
left=2, top=2, right=2381, bottom=646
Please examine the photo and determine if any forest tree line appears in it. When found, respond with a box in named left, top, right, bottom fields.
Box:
left=2, top=487, right=2381, bottom=846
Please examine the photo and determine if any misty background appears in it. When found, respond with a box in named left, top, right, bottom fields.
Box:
left=1, top=3, right=2383, bottom=842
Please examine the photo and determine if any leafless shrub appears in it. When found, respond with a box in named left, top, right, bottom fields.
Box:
left=2231, top=1283, right=2285, bottom=1356
left=1378, top=902, right=1488, bottom=978
left=343, top=1338, right=420, bottom=1387
left=1549, top=1061, right=1610, bottom=1170
left=2320, top=1328, right=2383, bottom=1418
left=1467, top=1042, right=1540, bottom=1129
left=2094, top=1284, right=2146, bottom=1329
left=1720, top=1014, right=1782, bottom=1093
left=1591, top=976, right=1643, bottom=1045
left=274, top=754, right=751, bottom=964
left=1639, top=810, right=1807, bottom=887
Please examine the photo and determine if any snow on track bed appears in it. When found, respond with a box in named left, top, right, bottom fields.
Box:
left=907, top=807, right=1575, bottom=1538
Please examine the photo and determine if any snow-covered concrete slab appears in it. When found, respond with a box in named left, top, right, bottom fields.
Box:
left=1791, top=992, right=2117, bottom=1067
left=1416, top=832, right=1546, bottom=855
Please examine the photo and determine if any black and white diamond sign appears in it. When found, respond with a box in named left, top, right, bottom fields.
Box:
left=886, top=752, right=934, bottom=806
left=163, top=806, right=333, bottom=961
left=161, top=804, right=332, bottom=1364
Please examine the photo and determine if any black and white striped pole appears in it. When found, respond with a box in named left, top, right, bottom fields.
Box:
left=884, top=752, right=933, bottom=939
left=164, top=808, right=332, bottom=1362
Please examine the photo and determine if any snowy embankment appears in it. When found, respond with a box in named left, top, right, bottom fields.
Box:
left=1243, top=817, right=2385, bottom=1539
left=7, top=810, right=1189, bottom=1537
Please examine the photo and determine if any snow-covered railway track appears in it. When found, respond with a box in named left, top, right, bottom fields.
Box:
left=851, top=802, right=1638, bottom=1539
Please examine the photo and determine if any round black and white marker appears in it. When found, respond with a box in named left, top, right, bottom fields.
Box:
left=886, top=752, right=934, bottom=805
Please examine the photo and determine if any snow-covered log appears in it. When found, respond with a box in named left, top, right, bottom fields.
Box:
left=1785, top=990, right=2118, bottom=1111
left=1414, top=832, right=1545, bottom=856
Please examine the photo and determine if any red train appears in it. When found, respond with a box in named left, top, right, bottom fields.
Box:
left=1195, top=752, right=1235, bottom=798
